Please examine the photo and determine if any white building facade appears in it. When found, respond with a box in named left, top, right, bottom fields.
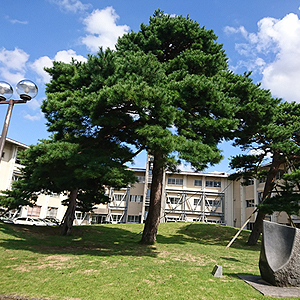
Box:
left=1, top=138, right=299, bottom=228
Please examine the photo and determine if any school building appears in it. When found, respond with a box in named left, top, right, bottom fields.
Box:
left=1, top=137, right=299, bottom=228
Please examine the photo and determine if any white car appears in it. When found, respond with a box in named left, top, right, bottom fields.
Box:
left=13, top=217, right=47, bottom=226
left=39, top=218, right=57, bottom=226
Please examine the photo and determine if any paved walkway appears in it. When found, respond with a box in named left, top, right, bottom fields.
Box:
left=238, top=275, right=300, bottom=298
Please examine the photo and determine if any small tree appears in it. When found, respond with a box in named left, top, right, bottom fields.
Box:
left=1, top=138, right=136, bottom=235
left=0, top=181, right=38, bottom=217
left=33, top=51, right=139, bottom=235
left=1, top=53, right=138, bottom=235
left=230, top=101, right=300, bottom=245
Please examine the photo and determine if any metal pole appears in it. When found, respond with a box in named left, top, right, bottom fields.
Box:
left=123, top=185, right=131, bottom=223
left=0, top=100, right=14, bottom=163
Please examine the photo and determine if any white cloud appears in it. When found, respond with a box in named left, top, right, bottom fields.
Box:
left=0, top=47, right=87, bottom=122
left=178, top=163, right=195, bottom=172
left=54, top=49, right=87, bottom=63
left=27, top=98, right=42, bottom=111
left=81, top=7, right=130, bottom=52
left=8, top=19, right=28, bottom=25
left=24, top=111, right=44, bottom=121
left=225, top=13, right=300, bottom=103
left=31, top=50, right=87, bottom=84
left=248, top=148, right=272, bottom=161
left=0, top=48, right=28, bottom=72
left=248, top=148, right=265, bottom=156
left=0, top=68, right=25, bottom=87
left=224, top=25, right=249, bottom=39
left=30, top=56, right=53, bottom=83
left=0, top=48, right=29, bottom=85
left=50, top=0, right=91, bottom=13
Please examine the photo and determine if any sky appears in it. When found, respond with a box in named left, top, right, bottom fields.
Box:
left=1, top=0, right=300, bottom=173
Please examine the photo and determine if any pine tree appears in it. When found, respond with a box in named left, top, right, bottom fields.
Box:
left=230, top=101, right=300, bottom=245
left=91, top=11, right=251, bottom=243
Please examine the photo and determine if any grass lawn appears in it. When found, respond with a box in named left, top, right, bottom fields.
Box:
left=0, top=222, right=294, bottom=300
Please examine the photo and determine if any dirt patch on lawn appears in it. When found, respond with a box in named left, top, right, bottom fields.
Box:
left=12, top=254, right=78, bottom=272
left=0, top=296, right=55, bottom=300
left=157, top=250, right=213, bottom=266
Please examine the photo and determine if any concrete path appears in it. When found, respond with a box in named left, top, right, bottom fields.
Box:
left=238, top=275, right=300, bottom=298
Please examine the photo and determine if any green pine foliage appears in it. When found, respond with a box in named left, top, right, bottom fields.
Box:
left=229, top=99, right=300, bottom=244
left=89, top=11, right=271, bottom=242
left=91, top=11, right=241, bottom=171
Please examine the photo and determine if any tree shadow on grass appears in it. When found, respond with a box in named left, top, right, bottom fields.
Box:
left=156, top=222, right=261, bottom=251
left=0, top=223, right=158, bottom=257
left=0, top=222, right=260, bottom=258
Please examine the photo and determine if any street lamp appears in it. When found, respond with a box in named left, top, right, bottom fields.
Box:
left=0, top=79, right=38, bottom=162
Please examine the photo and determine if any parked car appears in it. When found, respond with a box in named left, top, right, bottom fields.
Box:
left=13, top=217, right=47, bottom=226
left=39, top=218, right=57, bottom=226
left=0, top=216, right=14, bottom=224
left=44, top=217, right=61, bottom=226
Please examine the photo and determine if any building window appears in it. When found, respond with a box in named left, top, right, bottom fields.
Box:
left=259, top=177, right=266, bottom=184
left=194, top=199, right=220, bottom=206
left=248, top=178, right=254, bottom=185
left=47, top=207, right=58, bottom=218
left=111, top=214, right=123, bottom=223
left=194, top=180, right=202, bottom=187
left=91, top=215, right=107, bottom=224
left=194, top=198, right=201, bottom=206
left=205, top=181, right=221, bottom=188
left=148, top=160, right=153, bottom=175
left=130, top=195, right=143, bottom=202
left=247, top=222, right=255, bottom=230
left=127, top=215, right=141, bottom=223
left=146, top=189, right=151, bottom=197
left=167, top=197, right=182, bottom=204
left=276, top=171, right=284, bottom=181
left=1, top=152, right=4, bottom=158
left=167, top=178, right=183, bottom=185
left=246, top=199, right=255, bottom=208
left=12, top=174, right=20, bottom=181
left=114, top=194, right=124, bottom=201
left=75, top=212, right=83, bottom=220
left=207, top=200, right=221, bottom=207
left=27, top=205, right=41, bottom=217
left=258, top=192, right=263, bottom=203
left=15, top=151, right=23, bottom=164
left=136, top=176, right=145, bottom=183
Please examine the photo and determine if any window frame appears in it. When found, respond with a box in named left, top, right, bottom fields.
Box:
left=167, top=178, right=183, bottom=185
left=194, top=180, right=202, bottom=187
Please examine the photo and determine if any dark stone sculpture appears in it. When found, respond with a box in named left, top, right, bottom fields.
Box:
left=259, top=220, right=300, bottom=287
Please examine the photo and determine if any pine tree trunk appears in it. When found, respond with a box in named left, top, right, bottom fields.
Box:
left=247, top=210, right=266, bottom=245
left=247, top=153, right=282, bottom=245
left=61, top=188, right=78, bottom=236
left=141, top=152, right=164, bottom=244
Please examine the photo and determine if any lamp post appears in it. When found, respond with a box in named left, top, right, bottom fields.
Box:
left=0, top=79, right=38, bottom=163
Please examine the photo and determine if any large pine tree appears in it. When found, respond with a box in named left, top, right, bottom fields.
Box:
left=90, top=11, right=250, bottom=243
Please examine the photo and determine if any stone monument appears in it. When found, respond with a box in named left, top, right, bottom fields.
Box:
left=259, top=220, right=300, bottom=287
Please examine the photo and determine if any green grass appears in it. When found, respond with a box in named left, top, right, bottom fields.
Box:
left=0, top=222, right=294, bottom=300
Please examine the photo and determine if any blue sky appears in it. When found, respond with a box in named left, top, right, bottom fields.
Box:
left=1, top=0, right=300, bottom=173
